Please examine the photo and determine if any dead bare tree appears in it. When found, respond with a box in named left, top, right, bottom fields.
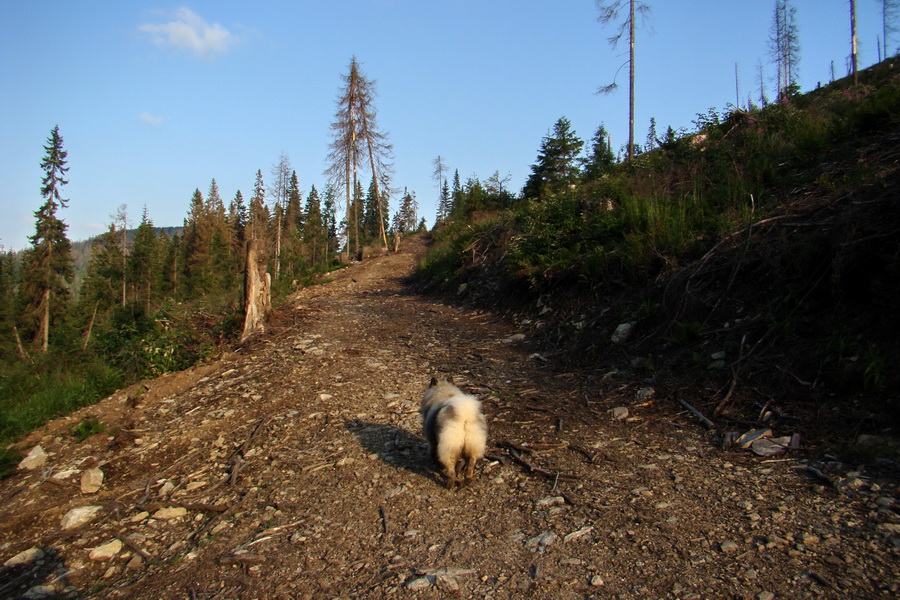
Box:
left=596, top=0, right=653, bottom=161
left=269, top=152, right=292, bottom=280
left=326, top=57, right=392, bottom=258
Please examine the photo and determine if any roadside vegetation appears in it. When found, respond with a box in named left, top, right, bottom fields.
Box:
left=414, top=58, right=900, bottom=437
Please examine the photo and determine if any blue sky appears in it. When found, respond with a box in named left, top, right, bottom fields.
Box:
left=0, top=1, right=889, bottom=251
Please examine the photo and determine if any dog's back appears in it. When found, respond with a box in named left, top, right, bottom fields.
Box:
left=422, top=377, right=487, bottom=489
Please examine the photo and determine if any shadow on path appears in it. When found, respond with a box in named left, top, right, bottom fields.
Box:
left=344, top=419, right=443, bottom=487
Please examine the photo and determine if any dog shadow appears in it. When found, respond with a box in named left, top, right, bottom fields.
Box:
left=344, top=419, right=444, bottom=487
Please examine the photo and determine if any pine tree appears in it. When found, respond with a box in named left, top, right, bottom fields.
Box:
left=522, top=117, right=585, bottom=199
left=322, top=184, right=339, bottom=256
left=227, top=189, right=247, bottom=262
left=182, top=188, right=210, bottom=292
left=247, top=170, right=270, bottom=246
left=583, top=123, right=616, bottom=179
left=128, top=207, right=159, bottom=311
left=436, top=178, right=451, bottom=223
left=20, top=126, right=74, bottom=352
left=450, top=170, right=463, bottom=217
left=304, top=185, right=326, bottom=268
left=0, top=251, right=17, bottom=361
left=79, top=225, right=125, bottom=316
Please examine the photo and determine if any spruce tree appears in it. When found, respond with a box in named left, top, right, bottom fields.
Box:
left=304, top=185, right=326, bottom=268
left=21, top=126, right=74, bottom=352
left=128, top=207, right=159, bottom=311
left=522, top=117, right=585, bottom=199
left=248, top=170, right=270, bottom=246
left=322, top=184, right=339, bottom=255
left=583, top=123, right=616, bottom=180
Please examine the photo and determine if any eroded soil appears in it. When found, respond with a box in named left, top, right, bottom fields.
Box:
left=1, top=236, right=898, bottom=599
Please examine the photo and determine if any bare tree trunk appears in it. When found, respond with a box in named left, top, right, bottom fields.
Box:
left=83, top=302, right=99, bottom=350
left=13, top=326, right=31, bottom=363
left=851, top=0, right=859, bottom=86
left=241, top=239, right=271, bottom=343
left=628, top=0, right=635, bottom=161
left=38, top=288, right=50, bottom=353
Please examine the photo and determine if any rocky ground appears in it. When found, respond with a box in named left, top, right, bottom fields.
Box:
left=1, top=236, right=898, bottom=599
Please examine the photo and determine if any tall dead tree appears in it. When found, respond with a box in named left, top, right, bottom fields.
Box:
left=326, top=57, right=392, bottom=257
left=850, top=0, right=859, bottom=86
left=769, top=0, right=800, bottom=99
left=269, top=152, right=292, bottom=281
left=597, top=0, right=653, bottom=162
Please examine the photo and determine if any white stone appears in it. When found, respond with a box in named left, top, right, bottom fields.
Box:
left=4, top=547, right=44, bottom=567
left=61, top=505, right=103, bottom=530
left=152, top=507, right=187, bottom=520
left=611, top=322, right=633, bottom=344
left=405, top=576, right=433, bottom=590
left=80, top=467, right=104, bottom=494
left=609, top=407, right=629, bottom=421
left=89, top=539, right=123, bottom=561
left=19, top=445, right=48, bottom=470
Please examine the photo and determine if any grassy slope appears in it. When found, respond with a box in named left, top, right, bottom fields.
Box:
left=415, top=58, right=900, bottom=447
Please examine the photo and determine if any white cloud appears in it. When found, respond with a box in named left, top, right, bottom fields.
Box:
left=138, top=112, right=165, bottom=126
left=139, top=8, right=235, bottom=61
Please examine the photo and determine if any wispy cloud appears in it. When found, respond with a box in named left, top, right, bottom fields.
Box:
left=138, top=112, right=165, bottom=126
left=139, top=8, right=235, bottom=61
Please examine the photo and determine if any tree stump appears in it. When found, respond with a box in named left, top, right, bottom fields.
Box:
left=241, top=239, right=271, bottom=343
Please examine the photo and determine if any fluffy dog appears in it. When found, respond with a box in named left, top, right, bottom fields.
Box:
left=421, top=377, right=488, bottom=489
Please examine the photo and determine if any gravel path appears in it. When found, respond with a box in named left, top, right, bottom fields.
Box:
left=1, top=236, right=897, bottom=599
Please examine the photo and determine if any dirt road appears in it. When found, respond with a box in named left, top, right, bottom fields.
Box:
left=1, top=236, right=897, bottom=599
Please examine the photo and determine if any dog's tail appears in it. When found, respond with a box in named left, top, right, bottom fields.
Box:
left=435, top=395, right=487, bottom=466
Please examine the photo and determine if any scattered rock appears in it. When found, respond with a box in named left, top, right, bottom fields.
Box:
left=89, top=539, right=123, bottom=561
left=526, top=531, right=558, bottom=548
left=4, top=547, right=44, bottom=567
left=502, top=333, right=526, bottom=344
left=80, top=467, right=104, bottom=494
left=456, top=283, right=468, bottom=295
left=636, top=387, right=655, bottom=401
left=751, top=436, right=791, bottom=457
left=23, top=585, right=57, bottom=598
left=434, top=573, right=459, bottom=591
left=563, top=526, right=593, bottom=543
left=609, top=407, right=629, bottom=421
left=19, top=445, right=48, bottom=470
left=611, top=323, right=633, bottom=344
left=720, top=540, right=739, bottom=553
left=405, top=576, right=433, bottom=590
left=61, top=505, right=103, bottom=530
left=534, top=496, right=566, bottom=508
left=152, top=507, right=188, bottom=520
left=757, top=592, right=775, bottom=600
left=590, top=575, right=605, bottom=586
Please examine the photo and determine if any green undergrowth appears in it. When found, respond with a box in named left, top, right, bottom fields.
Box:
left=414, top=58, right=900, bottom=428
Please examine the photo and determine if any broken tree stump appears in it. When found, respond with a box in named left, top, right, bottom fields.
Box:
left=241, top=239, right=271, bottom=343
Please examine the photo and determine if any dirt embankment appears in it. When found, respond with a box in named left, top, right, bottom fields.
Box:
left=1, top=235, right=897, bottom=599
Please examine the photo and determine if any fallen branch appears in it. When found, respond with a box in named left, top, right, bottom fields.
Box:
left=379, top=505, right=389, bottom=534
left=503, top=446, right=580, bottom=482
left=117, top=535, right=152, bottom=559
left=677, top=397, right=715, bottom=429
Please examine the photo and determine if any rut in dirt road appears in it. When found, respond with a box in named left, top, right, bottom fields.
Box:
left=1, top=236, right=898, bottom=599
